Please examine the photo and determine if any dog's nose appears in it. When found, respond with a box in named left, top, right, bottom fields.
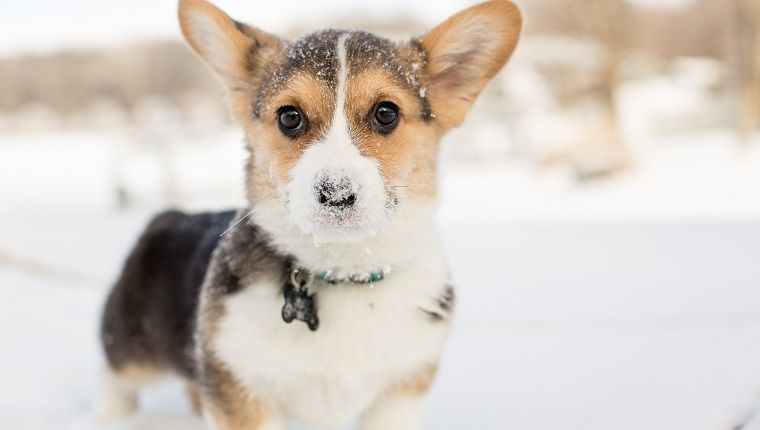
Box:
left=315, top=172, right=357, bottom=209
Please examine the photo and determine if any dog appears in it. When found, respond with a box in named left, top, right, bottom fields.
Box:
left=96, top=0, right=521, bottom=428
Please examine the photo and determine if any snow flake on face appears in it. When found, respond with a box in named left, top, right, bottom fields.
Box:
left=253, top=30, right=342, bottom=117
left=284, top=29, right=341, bottom=83
left=343, top=31, right=428, bottom=98
left=253, top=29, right=431, bottom=121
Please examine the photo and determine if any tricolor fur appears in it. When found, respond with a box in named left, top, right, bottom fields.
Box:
left=98, top=1, right=522, bottom=429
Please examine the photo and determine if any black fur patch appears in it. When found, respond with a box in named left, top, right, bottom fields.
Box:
left=202, top=211, right=287, bottom=300
left=100, top=210, right=235, bottom=377
left=420, top=284, right=456, bottom=322
left=100, top=209, right=284, bottom=378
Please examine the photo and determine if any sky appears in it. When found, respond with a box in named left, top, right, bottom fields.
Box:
left=0, top=0, right=696, bottom=56
left=0, top=0, right=461, bottom=55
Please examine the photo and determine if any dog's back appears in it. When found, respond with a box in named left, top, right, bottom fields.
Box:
left=101, top=209, right=235, bottom=378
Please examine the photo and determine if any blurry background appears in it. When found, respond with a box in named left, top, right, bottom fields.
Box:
left=1, top=1, right=760, bottom=429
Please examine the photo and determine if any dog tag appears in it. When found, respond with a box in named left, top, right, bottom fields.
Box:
left=281, top=269, right=319, bottom=331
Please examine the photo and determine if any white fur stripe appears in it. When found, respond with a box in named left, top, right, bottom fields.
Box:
left=329, top=33, right=350, bottom=142
left=283, top=31, right=391, bottom=243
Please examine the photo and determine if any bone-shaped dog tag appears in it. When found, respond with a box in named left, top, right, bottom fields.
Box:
left=281, top=269, right=319, bottom=331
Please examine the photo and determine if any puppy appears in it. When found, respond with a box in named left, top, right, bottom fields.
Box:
left=97, top=0, right=521, bottom=428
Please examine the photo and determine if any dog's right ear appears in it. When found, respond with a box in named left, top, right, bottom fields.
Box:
left=178, top=0, right=280, bottom=92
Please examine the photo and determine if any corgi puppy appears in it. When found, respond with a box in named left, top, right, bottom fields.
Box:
left=97, top=0, right=521, bottom=428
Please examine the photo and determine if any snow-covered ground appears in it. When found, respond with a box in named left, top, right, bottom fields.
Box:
left=1, top=128, right=760, bottom=430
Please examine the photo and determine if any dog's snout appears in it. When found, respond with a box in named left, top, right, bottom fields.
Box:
left=315, top=172, right=357, bottom=209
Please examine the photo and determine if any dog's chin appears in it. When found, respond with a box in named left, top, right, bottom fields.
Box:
left=292, top=206, right=389, bottom=245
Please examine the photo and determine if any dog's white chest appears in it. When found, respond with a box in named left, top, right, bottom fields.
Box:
left=211, top=266, right=451, bottom=428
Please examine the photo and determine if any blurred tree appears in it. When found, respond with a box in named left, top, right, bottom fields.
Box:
left=633, top=0, right=729, bottom=60
left=734, top=0, right=760, bottom=145
left=0, top=42, right=225, bottom=130
left=528, top=0, right=633, bottom=180
left=530, top=0, right=632, bottom=141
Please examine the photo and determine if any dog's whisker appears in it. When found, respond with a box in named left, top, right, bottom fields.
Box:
left=243, top=198, right=281, bottom=226
left=219, top=208, right=257, bottom=237
left=219, top=196, right=281, bottom=237
left=219, top=190, right=288, bottom=237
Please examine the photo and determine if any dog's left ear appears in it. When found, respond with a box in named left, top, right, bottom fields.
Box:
left=421, top=0, right=522, bottom=129
left=178, top=0, right=281, bottom=92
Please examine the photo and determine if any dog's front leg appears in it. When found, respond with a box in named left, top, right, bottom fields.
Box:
left=203, top=394, right=286, bottom=430
left=359, top=391, right=428, bottom=430
left=200, top=364, right=286, bottom=430
left=359, top=366, right=437, bottom=430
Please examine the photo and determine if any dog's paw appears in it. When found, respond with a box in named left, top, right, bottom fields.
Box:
left=94, top=389, right=137, bottom=422
left=93, top=369, right=138, bottom=422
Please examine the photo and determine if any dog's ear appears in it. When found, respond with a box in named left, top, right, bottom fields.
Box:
left=421, top=0, right=522, bottom=129
left=178, top=0, right=280, bottom=92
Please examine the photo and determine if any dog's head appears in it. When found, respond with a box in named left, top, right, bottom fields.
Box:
left=179, top=0, right=521, bottom=245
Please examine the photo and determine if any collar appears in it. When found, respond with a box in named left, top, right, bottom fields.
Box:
left=289, top=262, right=390, bottom=286
left=314, top=269, right=386, bottom=285
left=282, top=265, right=389, bottom=331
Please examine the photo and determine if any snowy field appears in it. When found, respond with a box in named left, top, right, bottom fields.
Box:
left=1, top=129, right=760, bottom=430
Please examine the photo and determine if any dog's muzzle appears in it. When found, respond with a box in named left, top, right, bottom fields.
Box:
left=314, top=170, right=358, bottom=210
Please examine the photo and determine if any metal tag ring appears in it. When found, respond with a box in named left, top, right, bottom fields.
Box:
left=290, top=268, right=314, bottom=287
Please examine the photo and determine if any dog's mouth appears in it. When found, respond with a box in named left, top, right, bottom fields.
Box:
left=313, top=190, right=397, bottom=225
left=284, top=134, right=397, bottom=243
left=312, top=203, right=363, bottom=229
left=286, top=185, right=398, bottom=244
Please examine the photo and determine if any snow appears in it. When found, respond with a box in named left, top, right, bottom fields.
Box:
left=1, top=128, right=760, bottom=429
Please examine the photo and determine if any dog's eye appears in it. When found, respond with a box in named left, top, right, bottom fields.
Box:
left=370, top=101, right=399, bottom=134
left=277, top=105, right=307, bottom=138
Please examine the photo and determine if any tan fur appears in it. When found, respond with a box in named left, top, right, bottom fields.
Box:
left=178, top=0, right=253, bottom=83
left=202, top=366, right=272, bottom=430
left=199, top=294, right=275, bottom=429
left=179, top=0, right=283, bottom=94
left=243, top=67, right=441, bottom=203
left=227, top=40, right=284, bottom=124
left=244, top=66, right=442, bottom=202
left=421, top=0, right=522, bottom=129
left=247, top=64, right=441, bottom=198
left=255, top=72, right=337, bottom=181
left=392, top=364, right=439, bottom=396
left=346, top=68, right=441, bottom=199
left=111, top=364, right=166, bottom=387
left=186, top=382, right=203, bottom=414
left=358, top=365, right=439, bottom=429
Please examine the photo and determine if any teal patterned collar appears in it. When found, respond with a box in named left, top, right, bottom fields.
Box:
left=289, top=265, right=388, bottom=286
left=315, top=270, right=385, bottom=285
